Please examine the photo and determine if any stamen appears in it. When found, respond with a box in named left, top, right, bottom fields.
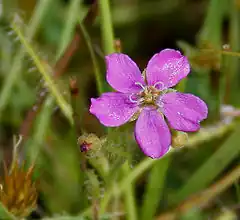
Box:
left=153, top=81, right=165, bottom=90
left=138, top=97, right=145, bottom=104
left=135, top=82, right=145, bottom=90
left=129, top=94, right=138, bottom=103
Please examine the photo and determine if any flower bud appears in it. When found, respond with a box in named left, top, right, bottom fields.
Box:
left=78, top=133, right=103, bottom=156
left=171, top=131, right=188, bottom=148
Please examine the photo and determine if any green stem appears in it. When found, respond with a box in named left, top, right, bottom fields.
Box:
left=0, top=0, right=52, bottom=118
left=56, top=0, right=82, bottom=60
left=140, top=156, right=170, bottom=220
left=197, top=0, right=225, bottom=46
left=197, top=0, right=226, bottom=122
left=99, top=0, right=115, bottom=54
left=225, top=0, right=240, bottom=105
left=11, top=22, right=73, bottom=124
left=122, top=163, right=137, bottom=220
left=112, top=181, right=120, bottom=220
left=30, top=97, right=54, bottom=163
left=88, top=154, right=109, bottom=180
left=99, top=157, right=158, bottom=214
left=78, top=22, right=104, bottom=94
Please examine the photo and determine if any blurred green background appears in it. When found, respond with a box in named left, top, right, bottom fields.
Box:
left=0, top=0, right=239, bottom=219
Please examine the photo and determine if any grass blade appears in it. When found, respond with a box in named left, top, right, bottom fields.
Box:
left=172, top=123, right=240, bottom=204
left=140, top=156, right=171, bottom=220
left=56, top=0, right=82, bottom=59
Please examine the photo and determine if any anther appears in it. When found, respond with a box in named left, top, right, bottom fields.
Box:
left=129, top=94, right=138, bottom=103
left=153, top=81, right=165, bottom=90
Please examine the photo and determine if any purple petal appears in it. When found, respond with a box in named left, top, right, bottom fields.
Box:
left=90, top=92, right=139, bottom=127
left=106, top=53, right=145, bottom=93
left=160, top=92, right=208, bottom=132
left=146, top=49, right=190, bottom=89
left=135, top=107, right=171, bottom=158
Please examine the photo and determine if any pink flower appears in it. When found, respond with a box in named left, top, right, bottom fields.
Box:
left=90, top=49, right=208, bottom=158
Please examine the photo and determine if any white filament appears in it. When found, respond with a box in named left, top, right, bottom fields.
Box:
left=135, top=82, right=146, bottom=90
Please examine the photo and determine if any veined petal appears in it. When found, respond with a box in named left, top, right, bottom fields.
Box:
left=90, top=92, right=139, bottom=127
left=146, top=49, right=190, bottom=89
left=106, top=53, right=145, bottom=93
left=134, top=107, right=171, bottom=159
left=160, top=92, right=208, bottom=132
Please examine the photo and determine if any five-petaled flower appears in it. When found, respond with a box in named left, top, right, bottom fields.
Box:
left=90, top=49, right=208, bottom=158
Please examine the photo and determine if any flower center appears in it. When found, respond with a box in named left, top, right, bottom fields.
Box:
left=140, top=86, right=160, bottom=105
left=129, top=82, right=164, bottom=107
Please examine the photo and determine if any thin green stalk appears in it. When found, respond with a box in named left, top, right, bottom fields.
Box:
left=78, top=21, right=104, bottom=94
left=140, top=156, right=170, bottom=220
left=99, top=0, right=115, bottom=54
left=30, top=97, right=54, bottom=163
left=0, top=0, right=52, bottom=117
left=88, top=154, right=109, bottom=180
left=197, top=0, right=226, bottom=122
left=112, top=181, right=120, bottom=220
left=122, top=162, right=137, bottom=220
left=203, top=49, right=240, bottom=58
left=11, top=21, right=73, bottom=124
left=197, top=0, right=226, bottom=46
left=172, top=123, right=240, bottom=205
left=225, top=0, right=240, bottom=104
left=56, top=0, right=82, bottom=60
left=99, top=157, right=159, bottom=214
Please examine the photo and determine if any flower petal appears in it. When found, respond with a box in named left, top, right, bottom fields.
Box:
left=146, top=49, right=190, bottom=89
left=135, top=107, right=171, bottom=158
left=106, top=53, right=145, bottom=93
left=90, top=92, right=139, bottom=127
left=160, top=92, right=208, bottom=132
